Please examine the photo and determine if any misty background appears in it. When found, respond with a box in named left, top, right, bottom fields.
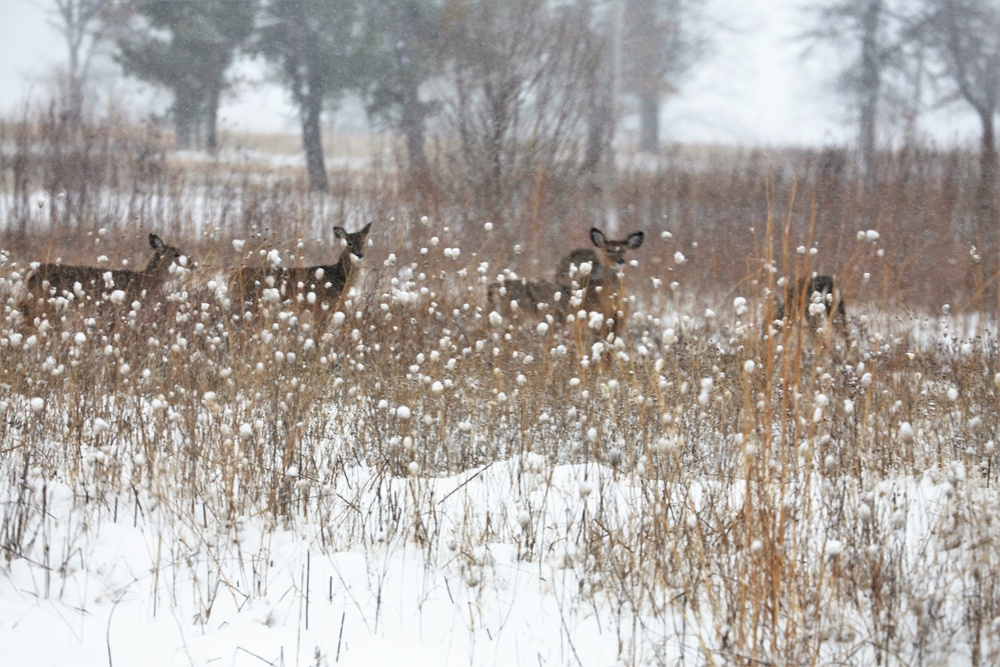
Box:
left=2, top=0, right=999, bottom=299
left=0, top=0, right=983, bottom=150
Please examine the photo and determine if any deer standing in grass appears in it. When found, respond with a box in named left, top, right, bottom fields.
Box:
left=776, top=274, right=846, bottom=333
left=19, top=233, right=192, bottom=324
left=488, top=227, right=645, bottom=339
left=229, top=222, right=371, bottom=329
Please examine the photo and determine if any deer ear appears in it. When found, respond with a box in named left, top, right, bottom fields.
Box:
left=589, top=227, right=606, bottom=248
left=334, top=227, right=348, bottom=240
left=360, top=222, right=372, bottom=236
left=149, top=234, right=166, bottom=252
left=626, top=231, right=645, bottom=249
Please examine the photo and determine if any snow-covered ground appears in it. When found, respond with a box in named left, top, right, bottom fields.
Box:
left=3, top=434, right=999, bottom=666
left=2, top=144, right=998, bottom=664
left=4, top=458, right=681, bottom=666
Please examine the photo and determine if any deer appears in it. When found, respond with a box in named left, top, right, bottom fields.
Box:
left=18, top=233, right=192, bottom=324
left=487, top=277, right=568, bottom=323
left=228, top=222, right=371, bottom=329
left=775, top=273, right=846, bottom=333
left=488, top=227, right=645, bottom=340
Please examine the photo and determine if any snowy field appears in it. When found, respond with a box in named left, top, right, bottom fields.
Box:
left=3, top=457, right=699, bottom=666
left=2, top=453, right=996, bottom=667
left=2, top=239, right=999, bottom=666
left=2, top=122, right=999, bottom=664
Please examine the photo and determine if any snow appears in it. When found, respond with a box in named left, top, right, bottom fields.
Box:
left=4, top=440, right=998, bottom=666
left=0, top=459, right=662, bottom=665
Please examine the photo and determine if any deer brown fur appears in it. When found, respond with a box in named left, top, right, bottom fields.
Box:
left=488, top=227, right=644, bottom=338
left=487, top=278, right=567, bottom=322
left=229, top=223, right=371, bottom=328
left=18, top=233, right=191, bottom=323
left=776, top=274, right=846, bottom=332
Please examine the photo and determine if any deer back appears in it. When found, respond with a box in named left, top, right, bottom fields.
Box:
left=488, top=277, right=568, bottom=321
left=20, top=233, right=190, bottom=319
left=229, top=223, right=371, bottom=321
left=776, top=274, right=846, bottom=330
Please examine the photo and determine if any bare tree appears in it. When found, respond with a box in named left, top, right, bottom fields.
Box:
left=920, top=0, right=1000, bottom=223
left=799, top=0, right=916, bottom=179
left=47, top=0, right=111, bottom=121
left=437, top=0, right=603, bottom=223
left=581, top=0, right=613, bottom=182
left=621, top=0, right=709, bottom=154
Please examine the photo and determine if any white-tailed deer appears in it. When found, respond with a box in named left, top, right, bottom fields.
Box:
left=229, top=222, right=371, bottom=328
left=776, top=274, right=846, bottom=332
left=488, top=227, right=645, bottom=338
left=487, top=277, right=567, bottom=322
left=19, top=233, right=192, bottom=323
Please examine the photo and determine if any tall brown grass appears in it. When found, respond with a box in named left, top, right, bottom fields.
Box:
left=1, top=114, right=998, bottom=665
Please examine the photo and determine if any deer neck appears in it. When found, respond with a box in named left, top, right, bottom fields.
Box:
left=335, top=251, right=359, bottom=282
left=604, top=266, right=623, bottom=290
left=144, top=254, right=172, bottom=282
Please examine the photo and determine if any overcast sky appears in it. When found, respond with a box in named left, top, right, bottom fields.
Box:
left=0, top=0, right=981, bottom=148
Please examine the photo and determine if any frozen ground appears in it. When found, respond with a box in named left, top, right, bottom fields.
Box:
left=2, top=202, right=999, bottom=664
left=1, top=457, right=683, bottom=666
left=2, top=446, right=997, bottom=666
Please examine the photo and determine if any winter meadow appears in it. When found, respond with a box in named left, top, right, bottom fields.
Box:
left=3, top=1, right=1000, bottom=666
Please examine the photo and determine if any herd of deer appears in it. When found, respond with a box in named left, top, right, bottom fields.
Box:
left=14, top=223, right=846, bottom=339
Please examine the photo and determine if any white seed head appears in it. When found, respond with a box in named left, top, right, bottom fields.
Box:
left=898, top=422, right=914, bottom=443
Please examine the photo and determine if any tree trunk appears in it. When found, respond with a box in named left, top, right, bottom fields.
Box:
left=67, top=42, right=84, bottom=124
left=858, top=0, right=882, bottom=181
left=976, top=107, right=997, bottom=224
left=175, top=114, right=195, bottom=150
left=396, top=2, right=429, bottom=177
left=400, top=77, right=428, bottom=176
left=583, top=92, right=613, bottom=228
left=206, top=83, right=221, bottom=154
left=173, top=89, right=202, bottom=150
left=583, top=21, right=612, bottom=179
left=626, top=0, right=660, bottom=154
left=638, top=93, right=660, bottom=154
left=301, top=86, right=329, bottom=193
